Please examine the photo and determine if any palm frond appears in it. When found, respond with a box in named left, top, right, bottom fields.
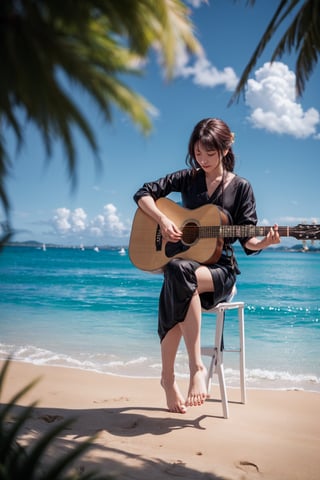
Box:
left=0, top=135, right=12, bottom=216
left=0, top=358, right=113, bottom=479
left=39, top=427, right=98, bottom=480
left=230, top=0, right=291, bottom=103
left=0, top=0, right=201, bottom=222
left=0, top=403, right=36, bottom=465
left=270, top=0, right=320, bottom=96
left=0, top=358, right=11, bottom=398
left=230, top=0, right=319, bottom=103
left=0, top=221, right=13, bottom=251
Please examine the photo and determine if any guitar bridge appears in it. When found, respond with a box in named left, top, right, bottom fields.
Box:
left=155, top=225, right=162, bottom=251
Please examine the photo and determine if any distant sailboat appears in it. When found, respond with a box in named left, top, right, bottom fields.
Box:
left=119, top=247, right=126, bottom=255
left=42, top=243, right=46, bottom=251
left=80, top=244, right=85, bottom=251
left=93, top=246, right=100, bottom=252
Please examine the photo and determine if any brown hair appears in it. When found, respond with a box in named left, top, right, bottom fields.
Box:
left=186, top=118, right=235, bottom=172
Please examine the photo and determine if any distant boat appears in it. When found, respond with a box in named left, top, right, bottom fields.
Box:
left=93, top=246, right=100, bottom=253
left=80, top=244, right=85, bottom=251
left=119, top=247, right=126, bottom=255
left=42, top=243, right=46, bottom=251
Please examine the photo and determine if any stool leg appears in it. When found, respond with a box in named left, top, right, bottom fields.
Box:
left=217, top=361, right=229, bottom=418
left=238, top=305, right=246, bottom=404
left=206, top=355, right=214, bottom=392
left=215, top=309, right=229, bottom=418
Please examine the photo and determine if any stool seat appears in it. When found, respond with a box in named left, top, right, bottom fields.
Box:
left=201, top=299, right=246, bottom=419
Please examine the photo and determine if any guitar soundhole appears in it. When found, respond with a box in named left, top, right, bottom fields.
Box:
left=182, top=222, right=199, bottom=246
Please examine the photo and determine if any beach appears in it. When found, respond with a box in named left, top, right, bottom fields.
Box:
left=2, top=360, right=319, bottom=480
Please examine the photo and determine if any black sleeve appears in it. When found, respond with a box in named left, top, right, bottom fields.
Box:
left=133, top=169, right=190, bottom=204
left=232, top=179, right=261, bottom=256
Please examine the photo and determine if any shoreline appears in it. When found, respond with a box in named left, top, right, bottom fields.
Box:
left=1, top=352, right=319, bottom=393
left=1, top=360, right=320, bottom=480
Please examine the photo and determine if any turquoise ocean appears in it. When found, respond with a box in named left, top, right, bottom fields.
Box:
left=0, top=245, right=319, bottom=392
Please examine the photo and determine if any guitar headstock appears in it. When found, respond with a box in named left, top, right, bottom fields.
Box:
left=292, top=224, right=320, bottom=240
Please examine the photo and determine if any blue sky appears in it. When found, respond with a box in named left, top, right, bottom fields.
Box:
left=4, top=0, right=320, bottom=247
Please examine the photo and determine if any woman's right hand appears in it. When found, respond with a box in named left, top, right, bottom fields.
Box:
left=159, top=215, right=182, bottom=243
left=137, top=196, right=182, bottom=242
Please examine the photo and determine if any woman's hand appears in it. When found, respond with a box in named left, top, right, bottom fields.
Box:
left=264, top=224, right=280, bottom=247
left=137, top=196, right=182, bottom=242
left=159, top=215, right=182, bottom=242
left=244, top=224, right=280, bottom=251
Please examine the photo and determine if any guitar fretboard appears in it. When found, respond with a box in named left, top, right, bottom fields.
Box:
left=179, top=224, right=315, bottom=240
left=197, top=225, right=288, bottom=238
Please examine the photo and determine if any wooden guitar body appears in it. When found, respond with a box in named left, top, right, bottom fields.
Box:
left=129, top=198, right=228, bottom=271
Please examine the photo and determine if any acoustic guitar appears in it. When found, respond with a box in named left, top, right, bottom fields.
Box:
left=129, top=198, right=320, bottom=272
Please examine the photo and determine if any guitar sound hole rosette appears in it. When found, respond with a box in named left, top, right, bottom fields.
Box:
left=182, top=221, right=199, bottom=245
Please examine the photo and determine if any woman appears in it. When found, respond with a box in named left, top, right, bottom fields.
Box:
left=133, top=118, right=280, bottom=413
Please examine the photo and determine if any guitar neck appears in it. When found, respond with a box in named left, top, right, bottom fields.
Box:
left=200, top=225, right=294, bottom=239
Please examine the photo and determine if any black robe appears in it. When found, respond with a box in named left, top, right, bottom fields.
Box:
left=134, top=168, right=259, bottom=340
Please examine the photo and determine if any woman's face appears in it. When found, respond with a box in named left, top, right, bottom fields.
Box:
left=194, top=141, right=221, bottom=173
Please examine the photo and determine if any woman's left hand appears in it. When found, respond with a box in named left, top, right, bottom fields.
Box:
left=265, top=224, right=280, bottom=246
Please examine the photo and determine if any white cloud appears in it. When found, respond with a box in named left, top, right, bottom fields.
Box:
left=51, top=203, right=129, bottom=243
left=245, top=62, right=320, bottom=138
left=187, top=0, right=208, bottom=8
left=52, top=208, right=70, bottom=234
left=102, top=203, right=127, bottom=235
left=52, top=207, right=87, bottom=234
left=72, top=208, right=87, bottom=232
left=174, top=44, right=238, bottom=91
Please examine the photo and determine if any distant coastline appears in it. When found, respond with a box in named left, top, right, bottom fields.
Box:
left=3, top=240, right=127, bottom=251
left=4, top=240, right=320, bottom=253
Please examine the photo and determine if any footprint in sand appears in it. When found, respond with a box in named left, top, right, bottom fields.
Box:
left=93, top=396, right=129, bottom=404
left=39, top=414, right=64, bottom=423
left=236, top=460, right=260, bottom=474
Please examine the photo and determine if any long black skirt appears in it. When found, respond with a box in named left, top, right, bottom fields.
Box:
left=158, top=257, right=237, bottom=341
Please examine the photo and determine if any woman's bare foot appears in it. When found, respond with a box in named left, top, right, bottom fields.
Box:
left=161, top=377, right=187, bottom=414
left=185, top=367, right=208, bottom=407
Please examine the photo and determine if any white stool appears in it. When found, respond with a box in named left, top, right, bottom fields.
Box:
left=201, top=299, right=246, bottom=419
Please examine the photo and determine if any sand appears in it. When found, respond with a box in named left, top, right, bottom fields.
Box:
left=1, top=360, right=319, bottom=480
